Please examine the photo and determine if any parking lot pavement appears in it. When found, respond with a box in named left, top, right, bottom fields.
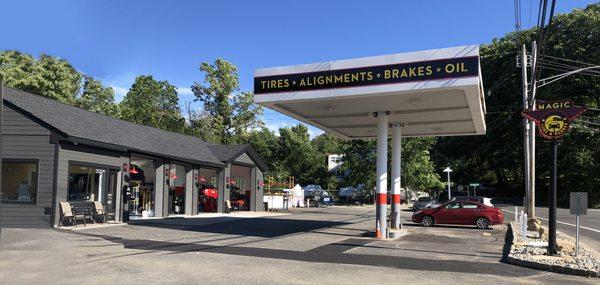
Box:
left=0, top=206, right=597, bottom=285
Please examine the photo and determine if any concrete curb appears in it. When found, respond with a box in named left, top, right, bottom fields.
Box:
left=506, top=223, right=599, bottom=278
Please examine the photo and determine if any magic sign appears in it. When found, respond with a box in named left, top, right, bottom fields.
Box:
left=522, top=99, right=587, bottom=140
left=254, top=56, right=479, bottom=94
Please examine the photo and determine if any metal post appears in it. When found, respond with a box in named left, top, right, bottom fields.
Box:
left=0, top=78, right=3, bottom=247
left=528, top=41, right=538, bottom=219
left=391, top=124, right=401, bottom=229
left=520, top=44, right=531, bottom=218
left=576, top=193, right=580, bottom=256
left=375, top=112, right=389, bottom=239
left=447, top=172, right=451, bottom=200
left=548, top=140, right=558, bottom=255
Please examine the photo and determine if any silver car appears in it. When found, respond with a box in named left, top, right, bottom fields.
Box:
left=412, top=196, right=440, bottom=211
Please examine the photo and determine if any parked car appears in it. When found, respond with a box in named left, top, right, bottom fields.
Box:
left=411, top=201, right=504, bottom=229
left=412, top=196, right=440, bottom=211
left=452, top=196, right=494, bottom=207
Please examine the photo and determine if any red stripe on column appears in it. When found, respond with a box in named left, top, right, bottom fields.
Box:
left=376, top=193, right=387, bottom=205
left=392, top=194, right=401, bottom=204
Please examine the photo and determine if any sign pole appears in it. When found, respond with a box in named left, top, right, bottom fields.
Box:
left=570, top=192, right=587, bottom=256
left=0, top=77, right=3, bottom=248
left=576, top=192, right=580, bottom=256
left=548, top=140, right=558, bottom=255
left=447, top=172, right=451, bottom=200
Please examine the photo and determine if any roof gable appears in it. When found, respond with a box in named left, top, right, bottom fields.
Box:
left=207, top=144, right=269, bottom=172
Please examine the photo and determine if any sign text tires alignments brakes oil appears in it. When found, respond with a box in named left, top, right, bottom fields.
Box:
left=254, top=56, right=479, bottom=94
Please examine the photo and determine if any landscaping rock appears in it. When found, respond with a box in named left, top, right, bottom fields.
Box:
left=507, top=222, right=600, bottom=277
left=527, top=218, right=542, bottom=231
left=556, top=239, right=575, bottom=253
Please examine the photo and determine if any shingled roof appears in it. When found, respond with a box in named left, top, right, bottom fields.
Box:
left=2, top=87, right=252, bottom=167
left=207, top=143, right=268, bottom=171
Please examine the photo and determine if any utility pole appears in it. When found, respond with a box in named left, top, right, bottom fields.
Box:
left=520, top=44, right=531, bottom=215
left=0, top=76, right=3, bottom=247
left=528, top=41, right=538, bottom=220
left=548, top=140, right=558, bottom=254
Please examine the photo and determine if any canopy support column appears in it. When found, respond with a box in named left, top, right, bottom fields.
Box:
left=391, top=123, right=403, bottom=229
left=375, top=111, right=389, bottom=239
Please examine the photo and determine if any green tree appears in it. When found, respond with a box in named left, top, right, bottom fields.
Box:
left=120, top=75, right=185, bottom=132
left=401, top=138, right=444, bottom=191
left=274, top=124, right=321, bottom=185
left=246, top=127, right=279, bottom=167
left=77, top=76, right=119, bottom=117
left=0, top=50, right=81, bottom=104
left=433, top=3, right=600, bottom=206
left=340, top=140, right=377, bottom=192
left=191, top=58, right=262, bottom=144
left=312, top=133, right=345, bottom=189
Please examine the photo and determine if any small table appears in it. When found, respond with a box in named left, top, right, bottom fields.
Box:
left=71, top=203, right=95, bottom=225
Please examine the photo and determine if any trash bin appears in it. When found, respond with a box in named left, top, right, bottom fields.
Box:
left=263, top=202, right=269, bottom=211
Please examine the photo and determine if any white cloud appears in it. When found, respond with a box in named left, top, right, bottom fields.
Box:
left=110, top=85, right=129, bottom=102
left=264, top=121, right=295, bottom=134
left=177, top=87, right=194, bottom=96
left=307, top=127, right=324, bottom=139
left=263, top=121, right=324, bottom=139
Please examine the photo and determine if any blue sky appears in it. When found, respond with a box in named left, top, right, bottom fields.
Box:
left=1, top=0, right=596, bottom=137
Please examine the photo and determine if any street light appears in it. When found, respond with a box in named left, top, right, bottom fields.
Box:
left=443, top=167, right=453, bottom=200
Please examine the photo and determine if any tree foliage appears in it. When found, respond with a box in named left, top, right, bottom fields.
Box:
left=77, top=76, right=119, bottom=117
left=432, top=3, right=600, bottom=206
left=191, top=59, right=262, bottom=144
left=0, top=50, right=81, bottom=104
left=120, top=75, right=185, bottom=132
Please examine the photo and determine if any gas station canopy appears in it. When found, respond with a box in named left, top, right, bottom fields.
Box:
left=254, top=45, right=486, bottom=139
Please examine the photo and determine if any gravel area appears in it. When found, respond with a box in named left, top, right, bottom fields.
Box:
left=509, top=222, right=600, bottom=275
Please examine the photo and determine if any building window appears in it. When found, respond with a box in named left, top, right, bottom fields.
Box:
left=68, top=164, right=117, bottom=202
left=1, top=161, right=38, bottom=204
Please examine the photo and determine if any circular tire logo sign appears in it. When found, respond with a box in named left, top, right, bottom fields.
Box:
left=522, top=99, right=587, bottom=141
left=540, top=112, right=569, bottom=139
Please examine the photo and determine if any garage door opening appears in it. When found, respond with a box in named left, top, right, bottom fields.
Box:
left=230, top=164, right=252, bottom=211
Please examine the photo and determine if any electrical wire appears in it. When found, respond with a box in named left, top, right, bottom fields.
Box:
left=541, top=58, right=600, bottom=73
left=542, top=55, right=599, bottom=67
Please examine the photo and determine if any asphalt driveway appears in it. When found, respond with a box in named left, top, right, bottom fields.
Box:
left=0, top=206, right=596, bottom=284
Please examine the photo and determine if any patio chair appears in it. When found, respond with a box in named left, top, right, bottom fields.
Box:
left=59, top=202, right=86, bottom=227
left=93, top=201, right=107, bottom=224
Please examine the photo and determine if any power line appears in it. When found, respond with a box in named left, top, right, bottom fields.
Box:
left=540, top=64, right=600, bottom=78
left=542, top=55, right=599, bottom=67
left=541, top=60, right=600, bottom=74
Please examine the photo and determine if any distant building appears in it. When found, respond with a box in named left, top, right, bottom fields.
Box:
left=327, top=154, right=344, bottom=172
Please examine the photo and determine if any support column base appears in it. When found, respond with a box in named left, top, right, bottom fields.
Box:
left=387, top=228, right=408, bottom=240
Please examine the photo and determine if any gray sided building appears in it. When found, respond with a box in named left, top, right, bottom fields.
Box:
left=0, top=87, right=267, bottom=228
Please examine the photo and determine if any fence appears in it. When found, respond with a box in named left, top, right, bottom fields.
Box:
left=514, top=206, right=528, bottom=241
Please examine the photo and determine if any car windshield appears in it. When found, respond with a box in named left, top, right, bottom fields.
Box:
left=417, top=197, right=430, bottom=202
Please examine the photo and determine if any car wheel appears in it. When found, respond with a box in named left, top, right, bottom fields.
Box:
left=476, top=217, right=490, bottom=229
left=421, top=215, right=434, bottom=227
